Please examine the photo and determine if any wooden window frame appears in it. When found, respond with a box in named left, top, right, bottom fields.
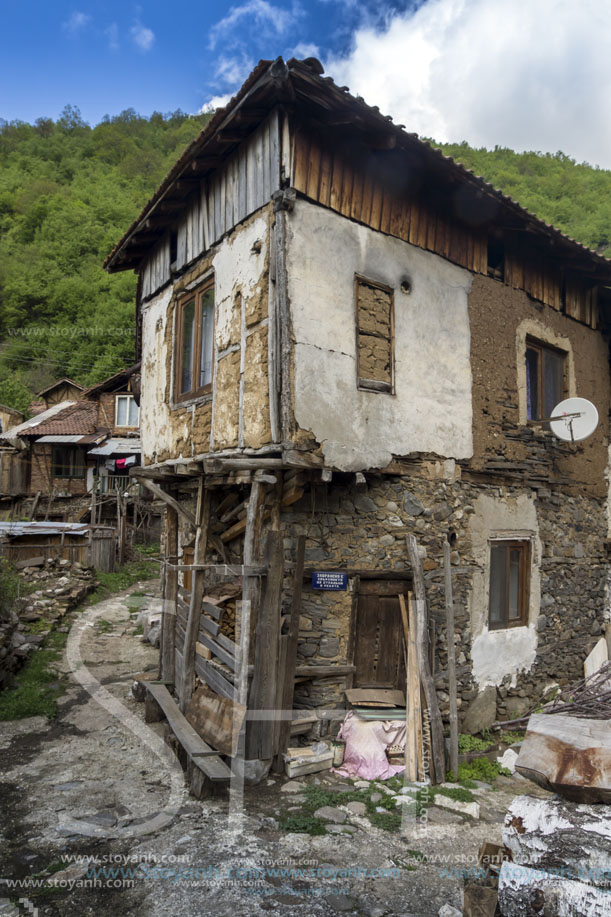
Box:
left=488, top=540, right=530, bottom=630
left=115, top=394, right=139, bottom=428
left=525, top=336, right=567, bottom=423
left=174, top=278, right=215, bottom=404
left=52, top=446, right=85, bottom=479
left=354, top=274, right=395, bottom=395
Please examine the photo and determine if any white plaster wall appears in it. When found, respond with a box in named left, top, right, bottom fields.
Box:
left=286, top=200, right=474, bottom=471
left=140, top=286, right=176, bottom=464
left=469, top=492, right=541, bottom=687
left=139, top=216, right=269, bottom=465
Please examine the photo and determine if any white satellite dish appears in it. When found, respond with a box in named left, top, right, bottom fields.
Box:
left=549, top=397, right=599, bottom=443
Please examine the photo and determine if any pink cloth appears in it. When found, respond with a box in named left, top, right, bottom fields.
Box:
left=334, top=711, right=406, bottom=781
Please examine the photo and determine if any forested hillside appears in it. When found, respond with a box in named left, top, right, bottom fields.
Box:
left=0, top=107, right=610, bottom=416
left=0, top=106, right=211, bottom=414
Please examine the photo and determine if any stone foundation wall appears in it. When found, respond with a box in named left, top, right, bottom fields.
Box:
left=279, top=466, right=608, bottom=729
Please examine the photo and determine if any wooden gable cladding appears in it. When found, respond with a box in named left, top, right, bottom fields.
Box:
left=141, top=110, right=281, bottom=300
left=565, top=272, right=598, bottom=329
left=505, top=240, right=563, bottom=315
left=292, top=124, right=488, bottom=276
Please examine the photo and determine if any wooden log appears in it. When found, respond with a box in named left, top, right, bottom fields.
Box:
left=180, top=480, right=210, bottom=712
left=444, top=539, right=459, bottom=780
left=160, top=507, right=177, bottom=684
left=503, top=794, right=611, bottom=887
left=273, top=535, right=306, bottom=772
left=400, top=594, right=420, bottom=782
left=242, top=480, right=264, bottom=662
left=294, top=664, right=356, bottom=678
left=246, top=530, right=284, bottom=760
left=406, top=534, right=446, bottom=784
left=516, top=714, right=611, bottom=803
left=139, top=477, right=196, bottom=527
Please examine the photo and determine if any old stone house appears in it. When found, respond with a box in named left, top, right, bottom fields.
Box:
left=104, top=57, right=611, bottom=770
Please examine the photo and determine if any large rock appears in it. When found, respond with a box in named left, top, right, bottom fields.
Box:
left=461, top=686, right=497, bottom=735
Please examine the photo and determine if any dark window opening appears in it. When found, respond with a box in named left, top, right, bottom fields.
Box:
left=52, top=447, right=85, bottom=479
left=489, top=540, right=529, bottom=630
left=175, top=279, right=214, bottom=402
left=525, top=338, right=566, bottom=423
left=487, top=237, right=505, bottom=281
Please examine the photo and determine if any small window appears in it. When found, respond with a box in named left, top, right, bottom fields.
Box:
left=487, top=237, right=505, bottom=281
left=488, top=540, right=529, bottom=629
left=52, top=446, right=85, bottom=479
left=175, top=280, right=214, bottom=401
left=355, top=275, right=394, bottom=393
left=525, top=338, right=566, bottom=422
left=115, top=395, right=139, bottom=427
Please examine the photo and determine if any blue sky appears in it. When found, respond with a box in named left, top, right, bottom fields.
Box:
left=2, top=0, right=610, bottom=168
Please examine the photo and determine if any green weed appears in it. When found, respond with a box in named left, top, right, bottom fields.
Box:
left=0, top=632, right=67, bottom=720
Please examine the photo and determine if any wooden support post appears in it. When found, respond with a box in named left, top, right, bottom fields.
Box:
left=444, top=539, right=459, bottom=780
left=406, top=534, right=446, bottom=784
left=246, top=531, right=284, bottom=760
left=160, top=507, right=178, bottom=684
left=139, top=477, right=196, bottom=527
left=29, top=491, right=41, bottom=521
left=181, top=478, right=210, bottom=712
left=242, top=480, right=264, bottom=663
left=399, top=594, right=422, bottom=782
left=273, top=534, right=306, bottom=772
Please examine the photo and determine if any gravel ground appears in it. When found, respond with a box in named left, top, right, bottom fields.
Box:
left=0, top=585, right=546, bottom=917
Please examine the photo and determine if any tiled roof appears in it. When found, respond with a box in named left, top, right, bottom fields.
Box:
left=19, top=402, right=98, bottom=437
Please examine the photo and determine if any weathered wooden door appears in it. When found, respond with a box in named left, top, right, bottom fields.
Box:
left=352, top=580, right=409, bottom=690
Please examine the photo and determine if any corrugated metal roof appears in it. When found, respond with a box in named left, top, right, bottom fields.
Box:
left=36, top=434, right=89, bottom=444
left=0, top=521, right=90, bottom=538
left=89, top=437, right=141, bottom=456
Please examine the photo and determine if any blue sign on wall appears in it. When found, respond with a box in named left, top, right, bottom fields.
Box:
left=312, top=572, right=348, bottom=591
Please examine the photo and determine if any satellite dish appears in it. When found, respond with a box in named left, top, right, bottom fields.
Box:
left=549, top=397, right=599, bottom=443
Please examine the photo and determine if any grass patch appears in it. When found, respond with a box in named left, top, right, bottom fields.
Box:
left=96, top=619, right=113, bottom=633
left=134, top=624, right=144, bottom=636
left=0, top=631, right=68, bottom=720
left=448, top=756, right=511, bottom=786
left=278, top=813, right=327, bottom=835
left=25, top=618, right=51, bottom=634
left=85, top=551, right=160, bottom=605
left=433, top=785, right=475, bottom=803
left=457, top=733, right=495, bottom=754
left=499, top=730, right=525, bottom=745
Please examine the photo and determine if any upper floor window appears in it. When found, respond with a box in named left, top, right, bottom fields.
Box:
left=525, top=338, right=566, bottom=422
left=488, top=540, right=530, bottom=630
left=355, top=275, right=394, bottom=394
left=175, top=280, right=214, bottom=402
left=52, top=446, right=85, bottom=479
left=115, top=394, right=139, bottom=427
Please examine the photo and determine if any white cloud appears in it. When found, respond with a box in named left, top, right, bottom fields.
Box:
left=290, top=41, right=321, bottom=59
left=131, top=21, right=155, bottom=52
left=105, top=23, right=119, bottom=52
left=62, top=11, right=91, bottom=36
left=209, top=0, right=301, bottom=50
left=200, top=93, right=233, bottom=113
left=325, top=0, right=611, bottom=168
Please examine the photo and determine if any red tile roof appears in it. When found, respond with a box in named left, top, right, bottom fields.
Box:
left=20, top=402, right=98, bottom=437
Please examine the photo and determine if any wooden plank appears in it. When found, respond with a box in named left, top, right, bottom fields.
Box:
left=186, top=684, right=246, bottom=757
left=444, top=539, right=459, bottom=780
left=406, top=534, right=446, bottom=784
left=273, top=534, right=305, bottom=771
left=329, top=150, right=343, bottom=212
left=353, top=593, right=379, bottom=686
left=370, top=179, right=383, bottom=231
left=318, top=147, right=332, bottom=208
left=202, top=600, right=223, bottom=620
left=195, top=655, right=236, bottom=701
left=161, top=507, right=177, bottom=683
left=198, top=631, right=237, bottom=672
left=200, top=614, right=220, bottom=638
left=181, top=480, right=209, bottom=711
left=294, top=664, right=355, bottom=678
left=138, top=478, right=196, bottom=527
left=306, top=137, right=321, bottom=201
left=246, top=530, right=284, bottom=760
left=345, top=688, right=406, bottom=707
left=400, top=594, right=418, bottom=781
left=144, top=682, right=231, bottom=781
left=293, top=128, right=310, bottom=194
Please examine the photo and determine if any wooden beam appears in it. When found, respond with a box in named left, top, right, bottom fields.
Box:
left=180, top=480, right=210, bottom=712
left=204, top=457, right=284, bottom=473
left=160, top=507, right=177, bottom=684
left=444, top=539, right=459, bottom=780
left=273, top=535, right=305, bottom=771
left=246, top=530, right=284, bottom=760
left=294, top=664, right=356, bottom=678
left=282, top=449, right=324, bottom=468
left=406, top=534, right=446, bottom=784
left=138, top=478, right=196, bottom=527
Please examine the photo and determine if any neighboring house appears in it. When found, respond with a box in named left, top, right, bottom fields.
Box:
left=0, top=366, right=142, bottom=521
left=104, top=58, right=611, bottom=763
left=0, top=404, right=23, bottom=436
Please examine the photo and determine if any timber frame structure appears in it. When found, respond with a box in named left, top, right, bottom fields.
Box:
left=106, top=57, right=611, bottom=789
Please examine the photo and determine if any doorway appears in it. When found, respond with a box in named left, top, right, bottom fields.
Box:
left=352, top=579, right=410, bottom=690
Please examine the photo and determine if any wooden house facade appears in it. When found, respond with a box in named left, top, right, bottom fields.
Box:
left=105, top=58, right=611, bottom=784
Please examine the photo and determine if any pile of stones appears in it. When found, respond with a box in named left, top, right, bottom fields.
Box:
left=0, top=557, right=97, bottom=687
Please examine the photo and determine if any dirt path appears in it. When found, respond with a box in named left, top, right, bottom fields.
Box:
left=0, top=588, right=543, bottom=917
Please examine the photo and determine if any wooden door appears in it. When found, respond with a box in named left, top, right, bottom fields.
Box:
left=352, top=580, right=409, bottom=689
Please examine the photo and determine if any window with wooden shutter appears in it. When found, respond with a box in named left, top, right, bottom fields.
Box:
left=355, top=275, right=394, bottom=394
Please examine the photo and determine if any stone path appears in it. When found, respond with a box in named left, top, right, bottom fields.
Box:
left=0, top=585, right=549, bottom=916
